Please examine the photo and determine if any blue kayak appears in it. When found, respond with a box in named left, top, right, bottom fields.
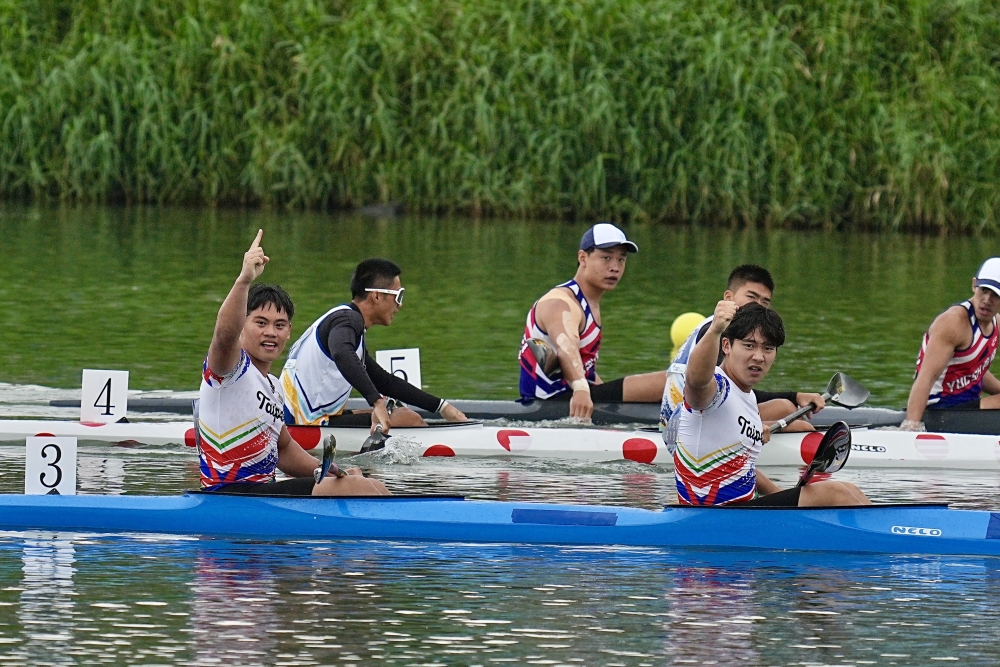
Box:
left=0, top=493, right=998, bottom=556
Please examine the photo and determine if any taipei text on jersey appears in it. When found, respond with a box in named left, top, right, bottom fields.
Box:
left=198, top=351, right=284, bottom=490
left=672, top=367, right=763, bottom=506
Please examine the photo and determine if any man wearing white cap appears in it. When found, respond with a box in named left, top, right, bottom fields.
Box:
left=518, top=223, right=666, bottom=421
left=902, top=257, right=1000, bottom=430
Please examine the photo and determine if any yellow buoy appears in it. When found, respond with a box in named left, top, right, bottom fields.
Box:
left=670, top=312, right=705, bottom=358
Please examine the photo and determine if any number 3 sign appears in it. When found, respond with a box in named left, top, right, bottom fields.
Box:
left=81, top=369, right=129, bottom=423
left=25, top=437, right=77, bottom=495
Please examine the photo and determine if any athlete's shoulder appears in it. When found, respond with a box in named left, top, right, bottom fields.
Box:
left=202, top=349, right=251, bottom=389
left=323, top=304, right=364, bottom=329
left=536, top=285, right=584, bottom=315
left=928, top=305, right=974, bottom=345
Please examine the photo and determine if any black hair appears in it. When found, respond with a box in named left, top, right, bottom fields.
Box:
left=247, top=283, right=294, bottom=319
left=727, top=264, right=775, bottom=293
left=721, top=303, right=785, bottom=348
left=350, top=258, right=402, bottom=299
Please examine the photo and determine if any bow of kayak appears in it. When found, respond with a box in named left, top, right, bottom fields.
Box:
left=0, top=493, right=998, bottom=557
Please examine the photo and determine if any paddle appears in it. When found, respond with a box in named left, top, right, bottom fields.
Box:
left=359, top=423, right=389, bottom=454
left=313, top=435, right=348, bottom=483
left=795, top=420, right=851, bottom=488
left=526, top=338, right=562, bottom=379
left=769, top=372, right=870, bottom=434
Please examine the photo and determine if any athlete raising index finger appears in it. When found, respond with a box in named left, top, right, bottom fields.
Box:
left=197, top=230, right=390, bottom=497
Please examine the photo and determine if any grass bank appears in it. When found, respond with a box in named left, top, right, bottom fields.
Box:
left=2, top=0, right=999, bottom=230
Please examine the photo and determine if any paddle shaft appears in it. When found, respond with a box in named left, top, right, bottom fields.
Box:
left=769, top=392, right=830, bottom=434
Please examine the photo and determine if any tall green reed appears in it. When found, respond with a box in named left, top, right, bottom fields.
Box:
left=1, top=0, right=999, bottom=230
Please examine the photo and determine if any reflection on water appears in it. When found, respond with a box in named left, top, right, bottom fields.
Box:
left=0, top=537, right=997, bottom=665
left=0, top=204, right=994, bottom=406
left=17, top=536, right=75, bottom=663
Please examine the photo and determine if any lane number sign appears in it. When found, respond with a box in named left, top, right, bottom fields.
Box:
left=81, top=369, right=129, bottom=423
left=25, top=437, right=77, bottom=495
left=375, top=348, right=422, bottom=389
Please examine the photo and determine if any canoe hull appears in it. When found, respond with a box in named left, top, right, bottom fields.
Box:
left=3, top=420, right=1000, bottom=470
left=0, top=494, right=998, bottom=556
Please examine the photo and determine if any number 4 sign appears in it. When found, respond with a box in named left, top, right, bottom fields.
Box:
left=25, top=437, right=77, bottom=495
left=81, top=369, right=129, bottom=423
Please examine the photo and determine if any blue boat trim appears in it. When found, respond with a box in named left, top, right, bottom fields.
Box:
left=511, top=509, right=618, bottom=526
left=987, top=513, right=1000, bottom=539
left=666, top=503, right=951, bottom=510
left=0, top=495, right=995, bottom=556
left=190, top=490, right=467, bottom=500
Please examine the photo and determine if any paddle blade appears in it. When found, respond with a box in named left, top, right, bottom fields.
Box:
left=796, top=421, right=851, bottom=488
left=826, top=373, right=870, bottom=408
left=359, top=425, right=389, bottom=454
left=526, top=338, right=562, bottom=379
left=314, top=435, right=335, bottom=483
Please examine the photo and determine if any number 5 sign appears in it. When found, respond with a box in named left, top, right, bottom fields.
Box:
left=25, top=437, right=77, bottom=495
left=375, top=348, right=422, bottom=389
left=81, top=369, right=129, bottom=423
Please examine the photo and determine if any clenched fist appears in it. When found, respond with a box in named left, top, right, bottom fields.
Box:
left=709, top=300, right=739, bottom=335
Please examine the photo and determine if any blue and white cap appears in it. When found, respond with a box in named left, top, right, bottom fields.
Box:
left=975, top=257, right=1000, bottom=297
left=579, top=223, right=638, bottom=253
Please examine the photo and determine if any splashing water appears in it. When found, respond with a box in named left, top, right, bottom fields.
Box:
left=345, top=435, right=427, bottom=465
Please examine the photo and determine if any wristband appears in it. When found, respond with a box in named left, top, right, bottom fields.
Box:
left=570, top=379, right=590, bottom=393
left=438, top=399, right=450, bottom=413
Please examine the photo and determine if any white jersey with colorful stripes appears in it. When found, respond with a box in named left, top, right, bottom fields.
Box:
left=671, top=366, right=763, bottom=506
left=198, top=350, right=284, bottom=490
left=280, top=305, right=364, bottom=425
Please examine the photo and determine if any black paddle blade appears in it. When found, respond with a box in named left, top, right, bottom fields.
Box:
left=796, top=421, right=852, bottom=488
left=826, top=373, right=870, bottom=408
left=314, top=435, right=335, bottom=483
left=526, top=338, right=562, bottom=379
left=359, top=425, right=389, bottom=454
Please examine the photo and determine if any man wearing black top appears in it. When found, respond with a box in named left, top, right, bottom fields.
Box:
left=280, top=259, right=467, bottom=432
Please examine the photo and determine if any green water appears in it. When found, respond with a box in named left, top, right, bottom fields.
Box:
left=0, top=205, right=994, bottom=406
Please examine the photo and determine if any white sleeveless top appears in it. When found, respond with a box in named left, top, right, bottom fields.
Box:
left=660, top=315, right=713, bottom=430
left=671, top=366, right=763, bottom=506
left=280, top=306, right=364, bottom=425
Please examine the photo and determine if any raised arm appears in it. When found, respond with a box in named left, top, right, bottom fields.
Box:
left=904, top=307, right=966, bottom=427
left=684, top=301, right=737, bottom=410
left=534, top=295, right=589, bottom=419
left=206, top=230, right=269, bottom=377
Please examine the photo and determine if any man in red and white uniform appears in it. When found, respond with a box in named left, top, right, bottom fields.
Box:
left=518, top=223, right=666, bottom=421
left=674, top=301, right=870, bottom=507
left=197, top=229, right=390, bottom=496
left=903, top=257, right=1000, bottom=431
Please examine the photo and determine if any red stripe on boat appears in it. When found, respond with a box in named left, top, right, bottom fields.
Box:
left=287, top=426, right=321, bottom=449
left=622, top=438, right=657, bottom=464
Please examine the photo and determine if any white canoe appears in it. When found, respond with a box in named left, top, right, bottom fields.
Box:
left=0, top=419, right=998, bottom=470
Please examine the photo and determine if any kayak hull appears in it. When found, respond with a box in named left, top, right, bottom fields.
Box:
left=4, top=420, right=1000, bottom=469
left=0, top=494, right=998, bottom=556
left=48, top=396, right=910, bottom=428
